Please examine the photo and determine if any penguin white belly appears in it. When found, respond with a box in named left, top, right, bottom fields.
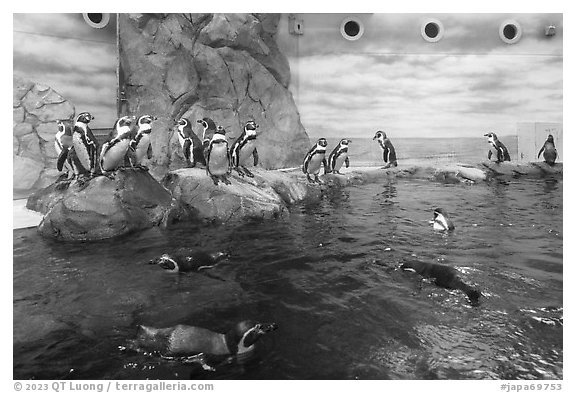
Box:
left=101, top=139, right=130, bottom=171
left=307, top=154, right=325, bottom=175
left=134, top=134, right=151, bottom=163
left=208, top=145, right=229, bottom=175
left=238, top=140, right=256, bottom=166
left=333, top=153, right=347, bottom=172
left=73, top=133, right=92, bottom=169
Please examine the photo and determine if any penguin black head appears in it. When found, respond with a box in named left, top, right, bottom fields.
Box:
left=215, top=125, right=226, bottom=135
left=373, top=131, right=386, bottom=140
left=546, top=134, right=555, bottom=143
left=138, top=114, right=157, bottom=127
left=197, top=117, right=217, bottom=131
left=177, top=118, right=191, bottom=130
left=76, top=112, right=94, bottom=124
left=433, top=208, right=455, bottom=231
left=150, top=254, right=180, bottom=272
left=114, top=115, right=136, bottom=134
left=484, top=132, right=498, bottom=143
left=317, top=138, right=327, bottom=148
left=244, top=120, right=259, bottom=132
left=56, top=120, right=73, bottom=136
left=224, top=320, right=278, bottom=355
left=340, top=138, right=351, bottom=146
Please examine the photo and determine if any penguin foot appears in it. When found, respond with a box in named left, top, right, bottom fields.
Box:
left=306, top=175, right=315, bottom=183
left=211, top=176, right=220, bottom=186
left=241, top=167, right=254, bottom=177
left=314, top=175, right=323, bottom=184
left=233, top=168, right=245, bottom=177
left=221, top=175, right=232, bottom=185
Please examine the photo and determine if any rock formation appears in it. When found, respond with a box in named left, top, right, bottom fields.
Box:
left=13, top=76, right=75, bottom=194
left=26, top=169, right=189, bottom=241
left=118, top=13, right=310, bottom=178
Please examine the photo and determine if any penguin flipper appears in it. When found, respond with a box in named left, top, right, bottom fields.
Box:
left=147, top=144, right=153, bottom=159
left=487, top=150, right=492, bottom=160
left=538, top=145, right=544, bottom=159
left=57, top=147, right=70, bottom=171
left=253, top=148, right=259, bottom=166
left=183, top=139, right=192, bottom=161
left=345, top=156, right=350, bottom=168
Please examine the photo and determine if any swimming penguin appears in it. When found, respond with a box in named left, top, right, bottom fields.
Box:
left=72, top=112, right=99, bottom=177
left=400, top=260, right=481, bottom=304
left=196, top=117, right=218, bottom=151
left=327, top=138, right=351, bottom=175
left=130, top=320, right=278, bottom=357
left=149, top=249, right=229, bottom=273
left=484, top=132, right=510, bottom=162
left=100, top=115, right=137, bottom=174
left=206, top=126, right=232, bottom=185
left=302, top=138, right=328, bottom=183
left=230, top=120, right=259, bottom=177
left=129, top=114, right=157, bottom=170
left=177, top=118, right=206, bottom=168
left=373, top=131, right=397, bottom=168
left=538, top=134, right=558, bottom=166
left=432, top=208, right=455, bottom=231
left=54, top=119, right=74, bottom=180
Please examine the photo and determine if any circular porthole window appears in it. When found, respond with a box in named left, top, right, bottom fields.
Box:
left=340, top=17, right=364, bottom=41
left=499, top=19, right=522, bottom=44
left=421, top=18, right=444, bottom=43
left=82, top=13, right=111, bottom=29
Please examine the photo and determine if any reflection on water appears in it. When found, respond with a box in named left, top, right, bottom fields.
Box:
left=13, top=177, right=562, bottom=380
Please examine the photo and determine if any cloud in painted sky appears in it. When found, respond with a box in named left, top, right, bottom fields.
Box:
left=282, top=13, right=563, bottom=138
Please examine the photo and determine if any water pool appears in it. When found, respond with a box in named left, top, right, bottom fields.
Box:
left=13, top=176, right=563, bottom=379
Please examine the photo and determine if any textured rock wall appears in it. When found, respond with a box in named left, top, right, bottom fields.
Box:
left=13, top=76, right=75, bottom=194
left=119, top=13, right=310, bottom=176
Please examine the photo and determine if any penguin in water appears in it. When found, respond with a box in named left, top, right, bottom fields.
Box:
left=100, top=115, right=137, bottom=174
left=197, top=117, right=218, bottom=152
left=431, top=208, right=455, bottom=231
left=129, top=114, right=157, bottom=170
left=484, top=132, right=510, bottom=162
left=149, top=248, right=229, bottom=273
left=400, top=260, right=481, bottom=305
left=129, top=320, right=278, bottom=359
left=303, top=138, right=328, bottom=183
left=206, top=126, right=232, bottom=185
left=54, top=119, right=74, bottom=180
left=72, top=112, right=99, bottom=178
left=538, top=134, right=558, bottom=166
left=373, top=131, right=397, bottom=168
left=177, top=118, right=206, bottom=168
left=230, top=120, right=259, bottom=177
left=327, top=138, right=352, bottom=175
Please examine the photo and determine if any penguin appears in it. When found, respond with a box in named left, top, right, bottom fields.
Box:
left=432, top=208, right=455, bottom=231
left=196, top=117, right=218, bottom=151
left=373, top=131, right=397, bottom=169
left=100, top=115, right=137, bottom=173
left=149, top=248, right=229, bottom=273
left=130, top=320, right=278, bottom=358
left=327, top=138, right=352, bottom=175
left=54, top=119, right=74, bottom=180
left=230, top=120, right=259, bottom=177
left=129, top=114, right=157, bottom=170
left=484, top=132, right=510, bottom=162
left=538, top=134, right=558, bottom=166
left=400, top=260, right=481, bottom=305
left=302, top=138, right=328, bottom=183
left=206, top=126, right=232, bottom=185
left=177, top=118, right=206, bottom=168
left=72, top=112, right=99, bottom=177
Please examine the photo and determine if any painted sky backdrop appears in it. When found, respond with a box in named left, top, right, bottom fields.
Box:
left=278, top=13, right=563, bottom=138
left=13, top=13, right=117, bottom=129
left=13, top=13, right=562, bottom=138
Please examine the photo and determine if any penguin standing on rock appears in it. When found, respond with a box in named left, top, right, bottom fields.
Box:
left=373, top=131, right=397, bottom=168
left=72, top=112, right=98, bottom=177
left=129, top=114, right=157, bottom=170
left=327, top=138, right=351, bottom=175
left=484, top=132, right=510, bottom=162
left=303, top=138, right=328, bottom=184
left=100, top=115, right=137, bottom=174
left=206, top=126, right=232, bottom=185
left=54, top=119, right=74, bottom=180
left=197, top=117, right=218, bottom=151
left=538, top=135, right=558, bottom=165
left=230, top=120, right=259, bottom=177
left=177, top=118, right=206, bottom=168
